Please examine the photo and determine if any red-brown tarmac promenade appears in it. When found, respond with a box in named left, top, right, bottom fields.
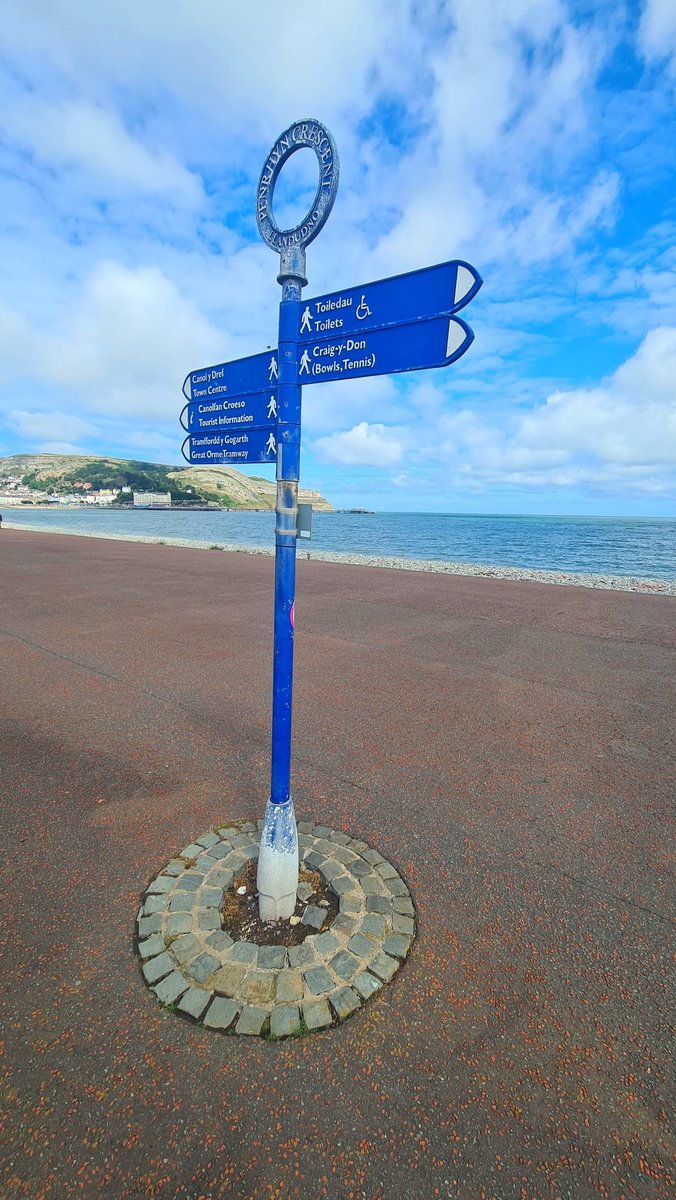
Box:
left=1, top=530, right=674, bottom=1200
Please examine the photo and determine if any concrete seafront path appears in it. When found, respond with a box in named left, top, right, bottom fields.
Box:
left=1, top=530, right=674, bottom=1200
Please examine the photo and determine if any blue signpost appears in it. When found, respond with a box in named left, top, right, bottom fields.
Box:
left=179, top=118, right=482, bottom=921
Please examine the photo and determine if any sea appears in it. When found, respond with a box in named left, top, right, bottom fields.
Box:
left=4, top=507, right=675, bottom=580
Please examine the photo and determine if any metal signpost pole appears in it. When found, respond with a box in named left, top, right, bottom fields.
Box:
left=254, top=121, right=339, bottom=920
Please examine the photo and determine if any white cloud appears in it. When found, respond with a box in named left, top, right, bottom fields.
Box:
left=8, top=410, right=97, bottom=443
left=313, top=421, right=404, bottom=466
left=639, top=0, right=676, bottom=71
left=3, top=98, right=202, bottom=201
left=42, top=262, right=222, bottom=414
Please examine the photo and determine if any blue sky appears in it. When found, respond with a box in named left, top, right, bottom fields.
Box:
left=0, top=0, right=675, bottom=515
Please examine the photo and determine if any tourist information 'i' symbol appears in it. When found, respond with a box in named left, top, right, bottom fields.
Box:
left=179, top=119, right=482, bottom=921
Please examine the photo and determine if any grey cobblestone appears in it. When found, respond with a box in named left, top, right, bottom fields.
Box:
left=195, top=854, right=217, bottom=872
left=154, top=970, right=189, bottom=1006
left=209, top=869, right=234, bottom=889
left=203, top=997, right=238, bottom=1030
left=361, top=848, right=385, bottom=865
left=196, top=909, right=221, bottom=931
left=196, top=831, right=220, bottom=848
left=301, top=904, right=326, bottom=931
left=187, top=951, right=221, bottom=983
left=138, top=933, right=164, bottom=959
left=385, top=875, right=410, bottom=896
left=302, top=999, right=332, bottom=1030
left=235, top=1006, right=267, bottom=1035
left=206, top=843, right=230, bottom=860
left=359, top=874, right=385, bottom=896
left=330, top=875, right=355, bottom=896
left=288, top=942, right=315, bottom=968
left=165, top=913, right=192, bottom=935
left=143, top=952, right=173, bottom=985
left=139, top=821, right=414, bottom=1038
left=330, top=986, right=361, bottom=1020
left=331, top=845, right=357, bottom=864
left=318, top=859, right=341, bottom=882
left=330, top=831, right=351, bottom=846
left=392, top=913, right=415, bottom=937
left=175, top=874, right=201, bottom=892
left=257, top=945, right=286, bottom=970
left=228, top=942, right=257, bottom=964
left=331, top=914, right=360, bottom=938
left=270, top=1005, right=300, bottom=1038
left=361, top=913, right=387, bottom=939
left=303, top=965, right=333, bottom=995
left=375, top=861, right=399, bottom=879
left=205, top=930, right=234, bottom=953
left=177, top=987, right=211, bottom=1020
left=171, top=933, right=202, bottom=965
left=179, top=843, right=204, bottom=859
left=212, top=962, right=247, bottom=997
left=347, top=932, right=377, bottom=959
left=330, top=950, right=360, bottom=981
left=240, top=971, right=276, bottom=1005
left=353, top=971, right=383, bottom=1000
left=369, top=951, right=399, bottom=982
left=276, top=970, right=304, bottom=1003
left=147, top=875, right=174, bottom=894
left=312, top=930, right=339, bottom=957
left=382, top=933, right=411, bottom=959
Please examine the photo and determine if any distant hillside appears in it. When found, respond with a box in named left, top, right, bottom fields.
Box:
left=0, top=454, right=332, bottom=511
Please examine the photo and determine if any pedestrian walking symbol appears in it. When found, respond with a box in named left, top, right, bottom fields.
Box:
left=268, top=355, right=278, bottom=382
left=265, top=431, right=277, bottom=456
left=300, top=307, right=313, bottom=333
left=299, top=349, right=311, bottom=375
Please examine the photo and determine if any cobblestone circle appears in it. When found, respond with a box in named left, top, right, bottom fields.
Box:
left=136, top=820, right=416, bottom=1037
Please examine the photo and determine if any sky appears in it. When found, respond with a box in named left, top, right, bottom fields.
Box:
left=0, top=0, right=675, bottom=516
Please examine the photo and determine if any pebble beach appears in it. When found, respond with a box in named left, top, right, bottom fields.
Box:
left=6, top=519, right=676, bottom=595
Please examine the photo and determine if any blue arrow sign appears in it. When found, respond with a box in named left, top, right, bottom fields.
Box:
left=180, top=389, right=278, bottom=433
left=182, top=428, right=279, bottom=465
left=297, top=315, right=474, bottom=385
left=183, top=350, right=279, bottom=401
left=298, top=260, right=481, bottom=344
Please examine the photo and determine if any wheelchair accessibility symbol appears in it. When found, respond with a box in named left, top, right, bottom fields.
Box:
left=356, top=295, right=372, bottom=321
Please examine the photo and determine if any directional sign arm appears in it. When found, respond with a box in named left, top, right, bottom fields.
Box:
left=298, top=260, right=482, bottom=344
left=298, top=314, right=474, bottom=385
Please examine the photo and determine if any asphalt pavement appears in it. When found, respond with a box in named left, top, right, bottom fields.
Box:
left=1, top=530, right=674, bottom=1200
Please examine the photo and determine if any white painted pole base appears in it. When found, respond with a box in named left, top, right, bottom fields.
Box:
left=257, top=796, right=299, bottom=921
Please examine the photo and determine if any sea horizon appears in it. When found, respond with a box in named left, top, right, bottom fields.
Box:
left=4, top=506, right=675, bottom=582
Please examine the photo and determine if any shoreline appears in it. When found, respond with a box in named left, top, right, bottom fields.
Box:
left=5, top=519, right=675, bottom=595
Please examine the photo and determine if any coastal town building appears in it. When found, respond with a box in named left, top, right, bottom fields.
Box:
left=133, top=491, right=171, bottom=508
